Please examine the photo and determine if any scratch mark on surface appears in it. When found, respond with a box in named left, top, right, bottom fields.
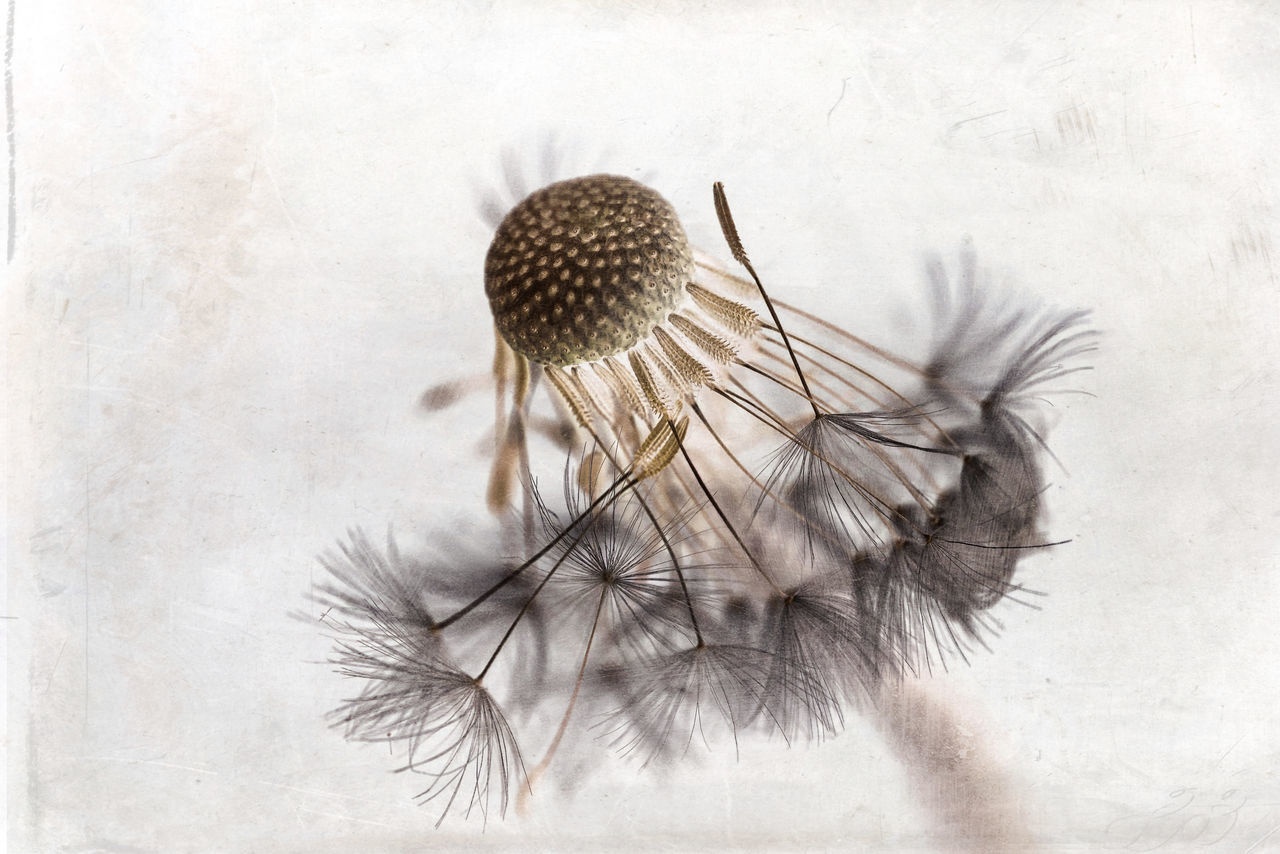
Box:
left=84, top=340, right=92, bottom=732
left=1038, top=53, right=1073, bottom=72
left=258, top=57, right=319, bottom=273
left=947, top=110, right=1007, bottom=135
left=1213, top=736, right=1243, bottom=768
left=1013, top=128, right=1041, bottom=151
left=1246, top=822, right=1279, bottom=852
left=43, top=638, right=68, bottom=694
left=855, top=60, right=886, bottom=113
left=259, top=780, right=390, bottom=805
left=827, top=76, right=850, bottom=125
left=1189, top=5, right=1197, bottom=64
left=92, top=756, right=221, bottom=776
left=1010, top=3, right=1052, bottom=47
left=296, top=807, right=404, bottom=828
left=1123, top=90, right=1134, bottom=166
left=6, top=0, right=15, bottom=261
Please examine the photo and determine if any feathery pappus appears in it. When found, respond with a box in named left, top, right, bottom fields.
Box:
left=307, top=165, right=1097, bottom=824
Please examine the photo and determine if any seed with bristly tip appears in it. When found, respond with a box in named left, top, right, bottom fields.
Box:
left=484, top=175, right=694, bottom=367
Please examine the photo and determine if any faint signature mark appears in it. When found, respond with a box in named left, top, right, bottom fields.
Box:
left=1106, top=784, right=1278, bottom=851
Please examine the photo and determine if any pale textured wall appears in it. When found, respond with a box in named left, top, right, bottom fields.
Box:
left=7, top=2, right=1279, bottom=851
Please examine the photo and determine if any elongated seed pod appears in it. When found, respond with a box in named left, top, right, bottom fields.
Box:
left=632, top=416, right=689, bottom=480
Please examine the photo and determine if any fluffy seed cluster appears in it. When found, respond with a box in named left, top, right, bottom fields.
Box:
left=310, top=173, right=1096, bottom=824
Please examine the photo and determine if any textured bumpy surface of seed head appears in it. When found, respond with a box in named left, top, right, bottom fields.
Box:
left=485, top=175, right=695, bottom=367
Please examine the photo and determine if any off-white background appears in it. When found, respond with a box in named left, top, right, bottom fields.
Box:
left=7, top=1, right=1279, bottom=851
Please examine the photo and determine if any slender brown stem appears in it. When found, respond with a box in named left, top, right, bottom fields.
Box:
left=713, top=182, right=822, bottom=419
left=522, top=586, right=609, bottom=800
left=666, top=416, right=784, bottom=596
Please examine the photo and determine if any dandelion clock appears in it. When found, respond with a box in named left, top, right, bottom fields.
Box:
left=304, top=165, right=1096, bottom=825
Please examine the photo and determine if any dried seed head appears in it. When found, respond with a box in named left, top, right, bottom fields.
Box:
left=484, top=175, right=695, bottom=367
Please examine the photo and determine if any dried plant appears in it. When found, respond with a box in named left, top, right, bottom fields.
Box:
left=306, top=169, right=1096, bottom=823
